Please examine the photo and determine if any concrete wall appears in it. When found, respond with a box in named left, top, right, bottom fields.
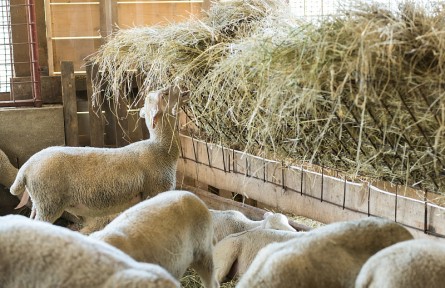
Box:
left=0, top=105, right=65, bottom=167
left=0, top=105, right=65, bottom=215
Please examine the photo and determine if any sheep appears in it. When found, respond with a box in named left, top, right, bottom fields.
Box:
left=0, top=214, right=180, bottom=288
left=213, top=229, right=303, bottom=283
left=236, top=217, right=414, bottom=288
left=9, top=86, right=186, bottom=223
left=90, top=190, right=219, bottom=288
left=211, top=209, right=297, bottom=242
left=0, top=148, right=17, bottom=188
left=355, top=238, right=445, bottom=288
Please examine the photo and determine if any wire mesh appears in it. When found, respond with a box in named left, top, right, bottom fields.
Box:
left=0, top=0, right=12, bottom=93
left=0, top=0, right=41, bottom=107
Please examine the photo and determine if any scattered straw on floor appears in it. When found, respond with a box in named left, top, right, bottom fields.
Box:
left=181, top=269, right=237, bottom=288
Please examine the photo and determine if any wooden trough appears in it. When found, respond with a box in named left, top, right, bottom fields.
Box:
left=176, top=134, right=445, bottom=240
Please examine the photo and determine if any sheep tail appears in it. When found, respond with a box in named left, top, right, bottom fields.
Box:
left=10, top=174, right=26, bottom=196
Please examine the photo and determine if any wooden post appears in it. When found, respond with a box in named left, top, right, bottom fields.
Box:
left=86, top=63, right=104, bottom=147
left=61, top=61, right=79, bottom=146
left=100, top=0, right=117, bottom=41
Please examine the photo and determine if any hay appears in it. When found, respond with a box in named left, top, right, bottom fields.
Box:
left=181, top=268, right=237, bottom=288
left=90, top=0, right=445, bottom=194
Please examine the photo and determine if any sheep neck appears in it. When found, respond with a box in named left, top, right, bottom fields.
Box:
left=146, top=113, right=180, bottom=158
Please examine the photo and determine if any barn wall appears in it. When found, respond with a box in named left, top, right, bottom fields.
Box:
left=0, top=105, right=65, bottom=167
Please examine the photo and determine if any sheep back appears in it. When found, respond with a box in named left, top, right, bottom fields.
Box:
left=355, top=238, right=445, bottom=288
left=0, top=214, right=179, bottom=288
left=90, top=190, right=218, bottom=288
left=237, top=217, right=413, bottom=288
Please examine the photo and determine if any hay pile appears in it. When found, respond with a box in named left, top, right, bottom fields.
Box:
left=90, top=0, right=445, bottom=194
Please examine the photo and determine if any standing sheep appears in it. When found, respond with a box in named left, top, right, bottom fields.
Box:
left=0, top=214, right=180, bottom=288
left=213, top=229, right=303, bottom=283
left=90, top=190, right=219, bottom=288
left=237, top=217, right=413, bottom=288
left=9, top=86, right=186, bottom=223
left=211, top=209, right=296, bottom=242
left=355, top=238, right=445, bottom=288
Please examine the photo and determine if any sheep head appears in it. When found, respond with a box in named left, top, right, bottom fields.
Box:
left=140, top=86, right=189, bottom=129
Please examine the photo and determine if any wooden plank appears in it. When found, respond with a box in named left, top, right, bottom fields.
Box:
left=100, top=0, right=118, bottom=39
left=86, top=64, right=104, bottom=147
left=177, top=134, right=442, bottom=239
left=50, top=4, right=100, bottom=37
left=52, top=38, right=102, bottom=73
left=61, top=61, right=79, bottom=146
left=117, top=2, right=202, bottom=27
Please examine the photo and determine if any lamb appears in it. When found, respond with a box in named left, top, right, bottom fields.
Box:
left=236, top=217, right=414, bottom=288
left=213, top=229, right=303, bottom=283
left=9, top=86, right=186, bottom=223
left=89, top=190, right=219, bottom=288
left=0, top=214, right=180, bottom=288
left=355, top=238, right=445, bottom=288
left=211, top=209, right=297, bottom=242
left=0, top=148, right=18, bottom=188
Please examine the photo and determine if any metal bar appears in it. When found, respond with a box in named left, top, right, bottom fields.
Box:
left=320, top=165, right=324, bottom=202
left=342, top=176, right=347, bottom=210
left=27, top=0, right=41, bottom=107
left=300, top=165, right=304, bottom=196
left=395, top=184, right=398, bottom=222
left=424, top=190, right=428, bottom=234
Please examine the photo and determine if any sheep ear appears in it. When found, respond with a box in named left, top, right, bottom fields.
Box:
left=263, top=212, right=273, bottom=219
left=149, top=91, right=163, bottom=129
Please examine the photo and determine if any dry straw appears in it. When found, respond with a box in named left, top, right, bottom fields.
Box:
left=90, top=0, right=445, bottom=194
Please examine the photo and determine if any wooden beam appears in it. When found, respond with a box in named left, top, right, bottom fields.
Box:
left=86, top=63, right=104, bottom=147
left=61, top=61, right=79, bottom=147
left=100, top=0, right=117, bottom=40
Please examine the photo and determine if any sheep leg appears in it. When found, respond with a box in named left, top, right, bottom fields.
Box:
left=191, top=252, right=218, bottom=288
left=33, top=203, right=65, bottom=223
left=213, top=238, right=240, bottom=283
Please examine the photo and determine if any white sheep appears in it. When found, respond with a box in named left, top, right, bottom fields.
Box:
left=213, top=229, right=303, bottom=283
left=90, top=190, right=219, bottom=288
left=355, top=238, right=445, bottom=288
left=0, top=214, right=180, bottom=288
left=9, top=86, right=185, bottom=223
left=0, top=148, right=17, bottom=188
left=211, top=209, right=297, bottom=242
left=236, top=217, right=414, bottom=288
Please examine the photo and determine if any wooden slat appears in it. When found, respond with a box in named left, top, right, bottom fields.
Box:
left=117, top=2, right=202, bottom=27
left=61, top=61, right=79, bottom=146
left=50, top=4, right=100, bottom=37
left=86, top=64, right=104, bottom=147
left=52, top=38, right=102, bottom=73
left=45, top=0, right=55, bottom=76
left=177, top=135, right=444, bottom=239
left=100, top=0, right=118, bottom=39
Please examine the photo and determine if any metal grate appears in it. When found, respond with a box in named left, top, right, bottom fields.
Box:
left=0, top=0, right=41, bottom=107
left=0, top=0, right=12, bottom=93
